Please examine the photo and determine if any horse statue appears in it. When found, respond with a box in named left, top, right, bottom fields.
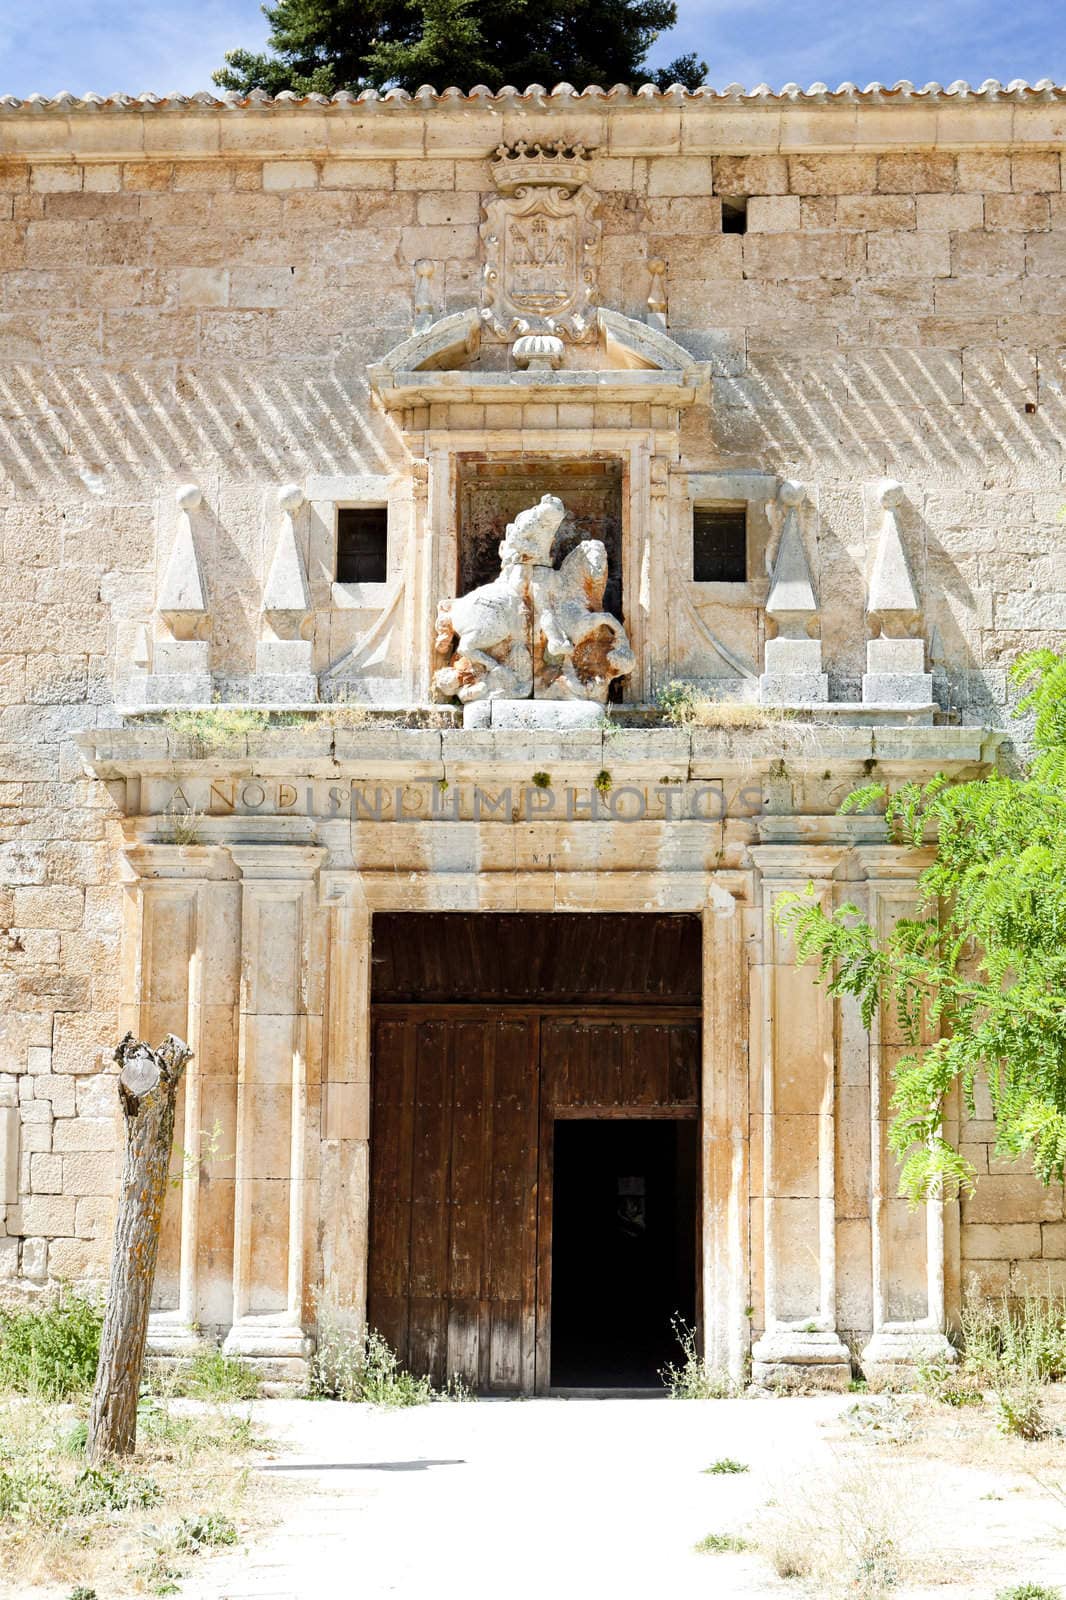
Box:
left=433, top=494, right=634, bottom=706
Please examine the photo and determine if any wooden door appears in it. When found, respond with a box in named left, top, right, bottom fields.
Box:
left=368, top=1004, right=700, bottom=1395
left=368, top=1009, right=539, bottom=1394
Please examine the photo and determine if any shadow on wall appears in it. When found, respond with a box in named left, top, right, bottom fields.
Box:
left=0, top=361, right=400, bottom=496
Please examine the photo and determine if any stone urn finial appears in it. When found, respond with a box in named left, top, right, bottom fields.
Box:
left=512, top=333, right=565, bottom=372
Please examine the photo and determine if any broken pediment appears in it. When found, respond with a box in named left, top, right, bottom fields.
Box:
left=367, top=306, right=709, bottom=415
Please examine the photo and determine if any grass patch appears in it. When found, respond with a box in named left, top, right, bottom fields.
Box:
left=0, top=1393, right=262, bottom=1594
left=694, top=1531, right=749, bottom=1553
left=704, top=1457, right=748, bottom=1475
left=0, top=1289, right=101, bottom=1401
left=179, top=1348, right=260, bottom=1402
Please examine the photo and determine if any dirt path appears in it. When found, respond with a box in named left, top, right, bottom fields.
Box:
left=173, top=1393, right=1066, bottom=1600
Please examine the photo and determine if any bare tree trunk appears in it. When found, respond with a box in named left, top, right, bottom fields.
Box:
left=86, top=1033, right=192, bottom=1463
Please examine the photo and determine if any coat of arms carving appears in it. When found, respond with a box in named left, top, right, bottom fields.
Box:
left=481, top=143, right=601, bottom=342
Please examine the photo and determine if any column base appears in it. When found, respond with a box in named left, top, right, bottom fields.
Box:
left=751, top=1328, right=852, bottom=1391
left=146, top=1312, right=202, bottom=1358
left=860, top=1329, right=955, bottom=1388
left=223, top=1315, right=312, bottom=1384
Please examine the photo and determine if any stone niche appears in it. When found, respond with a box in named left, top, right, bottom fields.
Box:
left=457, top=457, right=624, bottom=622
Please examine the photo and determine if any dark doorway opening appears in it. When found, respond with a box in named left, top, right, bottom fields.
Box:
left=550, top=1119, right=697, bottom=1390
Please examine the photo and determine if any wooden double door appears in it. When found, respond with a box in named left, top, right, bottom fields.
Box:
left=368, top=1005, right=700, bottom=1394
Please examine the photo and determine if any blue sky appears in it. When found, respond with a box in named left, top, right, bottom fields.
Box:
left=1, top=0, right=1064, bottom=98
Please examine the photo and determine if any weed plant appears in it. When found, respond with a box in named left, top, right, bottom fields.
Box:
left=660, top=1317, right=736, bottom=1399
left=312, top=1312, right=459, bottom=1406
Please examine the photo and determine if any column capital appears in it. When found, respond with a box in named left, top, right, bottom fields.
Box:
left=228, top=843, right=327, bottom=880
left=749, top=843, right=848, bottom=880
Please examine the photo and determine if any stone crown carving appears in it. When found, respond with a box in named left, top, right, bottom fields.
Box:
left=490, top=140, right=595, bottom=193
left=433, top=494, right=633, bottom=705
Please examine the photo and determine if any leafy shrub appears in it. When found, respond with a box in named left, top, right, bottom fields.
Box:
left=68, top=1589, right=97, bottom=1600
left=704, top=1458, right=748, bottom=1475
left=176, top=1512, right=239, bottom=1551
left=996, top=1587, right=1062, bottom=1600
left=694, top=1532, right=749, bottom=1552
left=660, top=1317, right=735, bottom=1399
left=0, top=1289, right=101, bottom=1400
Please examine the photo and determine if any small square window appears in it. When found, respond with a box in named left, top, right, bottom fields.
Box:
left=720, top=196, right=748, bottom=235
left=336, top=507, right=387, bottom=583
left=693, top=507, right=748, bottom=583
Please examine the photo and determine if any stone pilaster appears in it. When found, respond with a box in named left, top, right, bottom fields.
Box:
left=123, top=846, right=241, bottom=1354
left=223, top=844, right=326, bottom=1375
left=749, top=845, right=851, bottom=1388
left=318, top=898, right=373, bottom=1334
left=857, top=846, right=956, bottom=1382
left=700, top=887, right=750, bottom=1381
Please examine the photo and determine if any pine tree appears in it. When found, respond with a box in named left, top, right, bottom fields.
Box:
left=213, top=0, right=707, bottom=96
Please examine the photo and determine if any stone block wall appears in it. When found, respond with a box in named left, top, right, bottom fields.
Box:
left=0, top=89, right=1063, bottom=1312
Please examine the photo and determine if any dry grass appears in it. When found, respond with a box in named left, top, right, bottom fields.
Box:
left=758, top=1464, right=920, bottom=1599
left=0, top=1393, right=270, bottom=1597
left=657, top=680, right=796, bottom=731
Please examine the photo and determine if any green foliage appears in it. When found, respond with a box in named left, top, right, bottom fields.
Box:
left=0, top=1289, right=102, bottom=1400
left=594, top=769, right=613, bottom=795
left=694, top=1531, right=749, bottom=1552
left=532, top=771, right=551, bottom=788
left=775, top=650, right=1066, bottom=1202
left=68, top=1589, right=97, bottom=1600
left=996, top=1587, right=1062, bottom=1600
left=704, top=1457, right=748, bottom=1474
left=660, top=1316, right=735, bottom=1398
left=213, top=0, right=706, bottom=97
left=180, top=1348, right=260, bottom=1402
left=176, top=1512, right=239, bottom=1551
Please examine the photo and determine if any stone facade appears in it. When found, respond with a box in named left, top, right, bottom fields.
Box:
left=0, top=82, right=1065, bottom=1385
